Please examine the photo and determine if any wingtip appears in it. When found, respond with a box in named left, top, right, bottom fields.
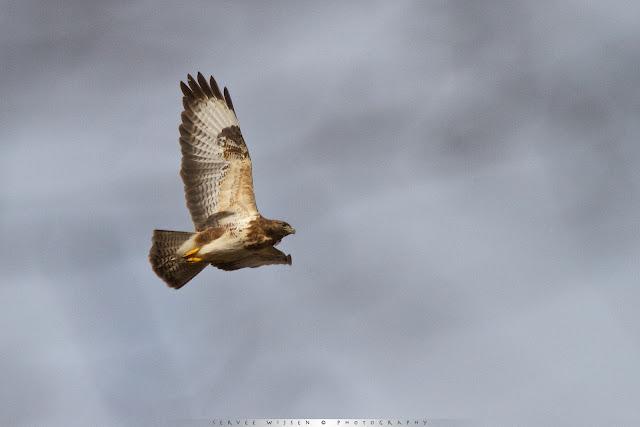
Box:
left=180, top=80, right=193, bottom=98
left=209, top=76, right=224, bottom=100
left=197, top=72, right=215, bottom=98
left=223, top=86, right=235, bottom=112
left=180, top=73, right=235, bottom=112
left=187, top=74, right=205, bottom=99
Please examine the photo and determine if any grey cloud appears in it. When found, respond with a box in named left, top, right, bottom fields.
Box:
left=2, top=1, right=640, bottom=425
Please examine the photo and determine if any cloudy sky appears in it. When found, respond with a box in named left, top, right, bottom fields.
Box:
left=2, top=1, right=639, bottom=425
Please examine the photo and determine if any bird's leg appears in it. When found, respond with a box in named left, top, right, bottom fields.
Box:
left=183, top=248, right=200, bottom=257
left=182, top=247, right=202, bottom=263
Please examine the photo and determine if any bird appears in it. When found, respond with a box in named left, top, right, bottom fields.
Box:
left=149, top=73, right=295, bottom=289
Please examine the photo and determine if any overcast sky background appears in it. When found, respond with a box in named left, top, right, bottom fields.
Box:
left=2, top=1, right=640, bottom=425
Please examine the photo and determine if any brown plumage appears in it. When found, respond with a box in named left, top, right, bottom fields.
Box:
left=149, top=73, right=295, bottom=289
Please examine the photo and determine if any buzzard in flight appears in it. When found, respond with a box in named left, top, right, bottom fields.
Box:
left=149, top=73, right=295, bottom=289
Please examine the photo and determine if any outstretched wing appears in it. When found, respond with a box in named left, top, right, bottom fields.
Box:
left=179, top=73, right=259, bottom=231
left=212, top=247, right=292, bottom=271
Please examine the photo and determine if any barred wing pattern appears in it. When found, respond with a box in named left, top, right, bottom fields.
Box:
left=179, top=73, right=259, bottom=231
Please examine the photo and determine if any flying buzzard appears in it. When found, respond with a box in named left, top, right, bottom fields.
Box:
left=149, top=73, right=295, bottom=289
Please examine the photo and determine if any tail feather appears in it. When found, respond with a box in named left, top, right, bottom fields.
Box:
left=149, top=230, right=206, bottom=289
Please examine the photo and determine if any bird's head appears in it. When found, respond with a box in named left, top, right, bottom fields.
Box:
left=262, top=218, right=296, bottom=242
left=278, top=221, right=296, bottom=236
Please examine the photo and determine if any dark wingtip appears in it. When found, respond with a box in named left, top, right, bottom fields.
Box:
left=197, top=72, right=214, bottom=98
left=209, top=76, right=224, bottom=100
left=187, top=74, right=205, bottom=99
left=180, top=80, right=193, bottom=98
left=223, top=87, right=235, bottom=112
left=182, top=73, right=232, bottom=107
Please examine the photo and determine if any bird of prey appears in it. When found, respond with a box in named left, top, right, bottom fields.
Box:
left=149, top=73, right=295, bottom=289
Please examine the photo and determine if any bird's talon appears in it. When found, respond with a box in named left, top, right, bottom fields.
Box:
left=183, top=248, right=200, bottom=257
left=186, top=257, right=202, bottom=263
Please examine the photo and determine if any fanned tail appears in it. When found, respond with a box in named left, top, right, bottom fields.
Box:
left=149, top=230, right=206, bottom=289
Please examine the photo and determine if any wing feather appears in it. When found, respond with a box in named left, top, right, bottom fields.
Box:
left=197, top=72, right=215, bottom=98
left=209, top=75, right=224, bottom=100
left=179, top=74, right=259, bottom=231
left=212, top=247, right=292, bottom=271
left=223, top=87, right=235, bottom=112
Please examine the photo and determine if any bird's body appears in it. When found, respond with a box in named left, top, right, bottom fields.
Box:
left=149, top=73, right=294, bottom=289
left=176, top=215, right=292, bottom=262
